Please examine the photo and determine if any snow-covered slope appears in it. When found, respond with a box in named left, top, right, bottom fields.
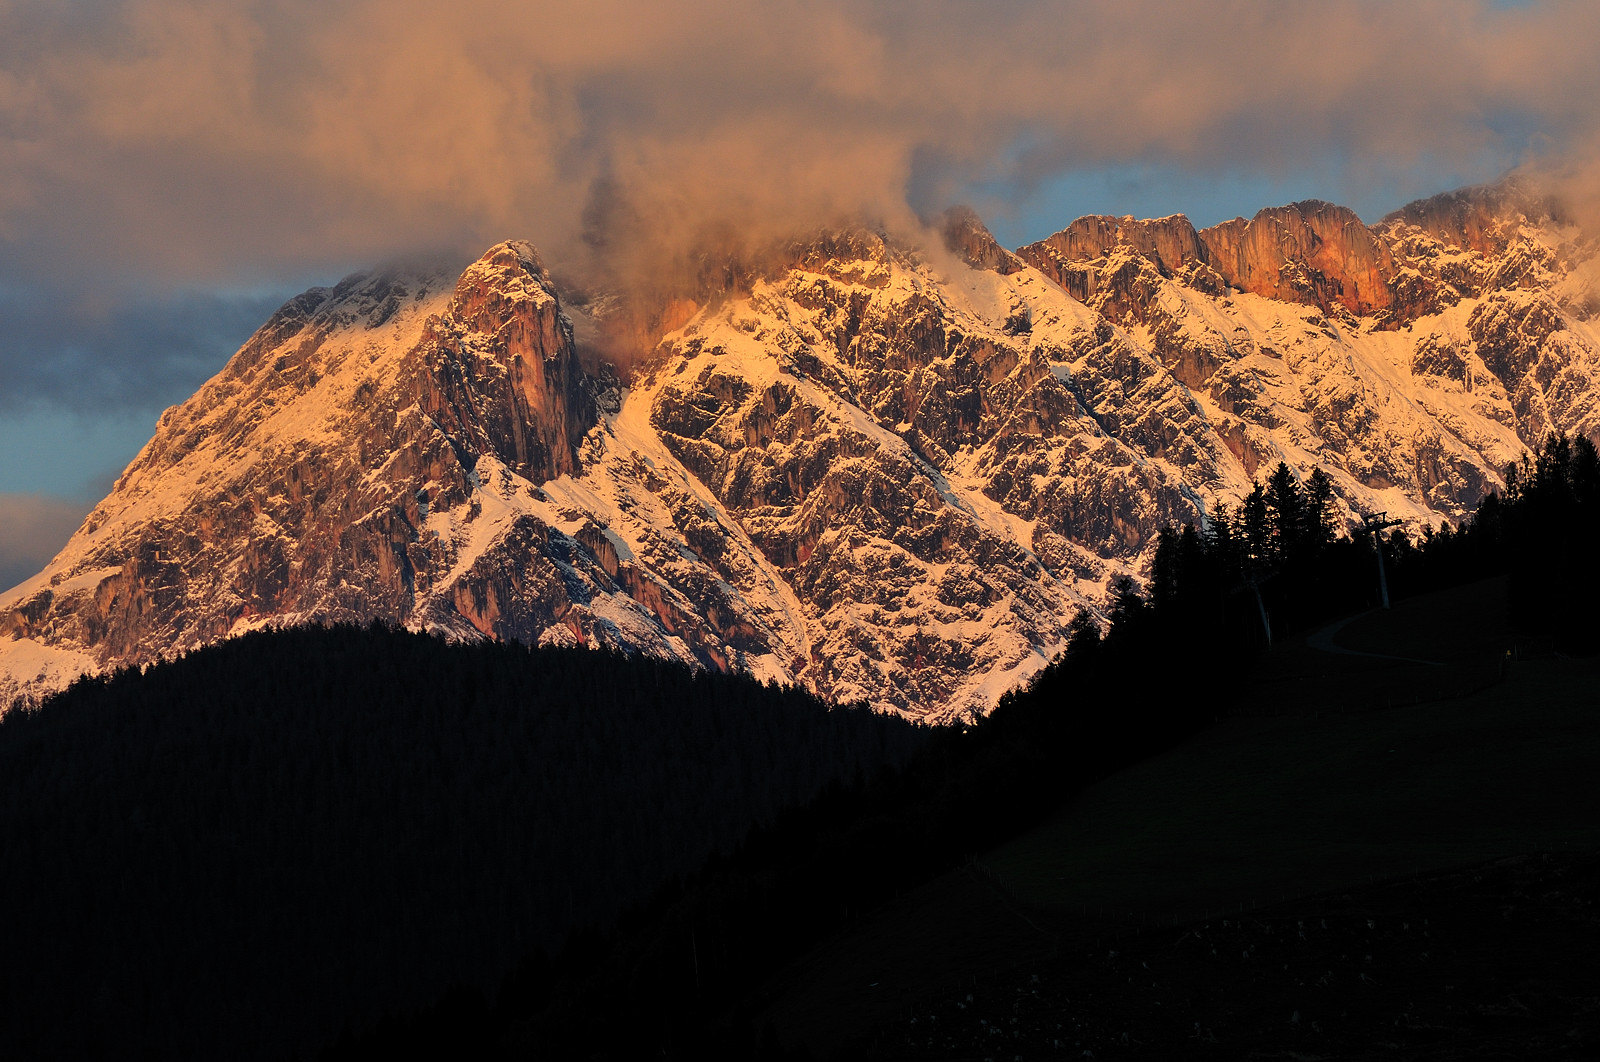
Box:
left=5, top=182, right=1598, bottom=718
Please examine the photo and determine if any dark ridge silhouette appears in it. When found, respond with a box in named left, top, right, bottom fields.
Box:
left=0, top=626, right=923, bottom=1060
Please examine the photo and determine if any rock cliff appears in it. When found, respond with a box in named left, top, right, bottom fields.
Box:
left=5, top=181, right=1600, bottom=718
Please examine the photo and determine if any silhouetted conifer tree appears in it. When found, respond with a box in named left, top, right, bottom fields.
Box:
left=1104, top=574, right=1148, bottom=647
left=1066, top=608, right=1101, bottom=656
left=1240, top=481, right=1272, bottom=563
left=1265, top=461, right=1305, bottom=557
left=1150, top=526, right=1183, bottom=610
left=1305, top=467, right=1338, bottom=546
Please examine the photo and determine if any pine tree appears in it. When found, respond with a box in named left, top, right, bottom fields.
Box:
left=1264, top=461, right=1305, bottom=558
left=1150, top=526, right=1182, bottom=610
left=1304, top=467, right=1338, bottom=547
left=1572, top=434, right=1600, bottom=508
left=1204, top=500, right=1240, bottom=579
left=1536, top=432, right=1573, bottom=498
left=1176, top=523, right=1207, bottom=594
left=1066, top=608, right=1101, bottom=656
left=1240, top=481, right=1272, bottom=563
left=1105, top=574, right=1147, bottom=642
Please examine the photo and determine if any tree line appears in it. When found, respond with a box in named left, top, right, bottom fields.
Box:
left=1120, top=432, right=1600, bottom=655
left=1398, top=430, right=1600, bottom=647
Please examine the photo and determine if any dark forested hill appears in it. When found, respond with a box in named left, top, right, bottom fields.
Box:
left=0, top=627, right=923, bottom=1060
left=5, top=434, right=1594, bottom=1060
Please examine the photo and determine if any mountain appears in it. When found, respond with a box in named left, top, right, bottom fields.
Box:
left=4, top=180, right=1598, bottom=718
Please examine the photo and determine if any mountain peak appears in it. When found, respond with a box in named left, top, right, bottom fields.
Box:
left=1198, top=200, right=1395, bottom=318
left=940, top=205, right=1025, bottom=275
left=7, top=183, right=1600, bottom=717
left=421, top=239, right=591, bottom=483
left=1384, top=177, right=1569, bottom=256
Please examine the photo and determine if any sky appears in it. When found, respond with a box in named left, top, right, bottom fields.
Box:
left=2, top=0, right=1597, bottom=589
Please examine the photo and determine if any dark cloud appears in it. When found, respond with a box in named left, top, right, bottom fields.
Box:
left=0, top=286, right=288, bottom=413
left=0, top=494, right=88, bottom=593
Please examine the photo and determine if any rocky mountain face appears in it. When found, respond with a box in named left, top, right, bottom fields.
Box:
left=5, top=181, right=1599, bottom=719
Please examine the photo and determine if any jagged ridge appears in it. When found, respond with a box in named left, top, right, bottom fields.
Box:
left=5, top=181, right=1600, bottom=718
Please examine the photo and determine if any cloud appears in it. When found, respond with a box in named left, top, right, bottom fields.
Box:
left=0, top=494, right=88, bottom=593
left=0, top=286, right=287, bottom=412
left=4, top=1, right=1599, bottom=277
left=3, top=0, right=1600, bottom=406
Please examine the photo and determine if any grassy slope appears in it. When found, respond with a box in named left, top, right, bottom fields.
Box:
left=987, top=658, right=1600, bottom=917
left=752, top=576, right=1600, bottom=1055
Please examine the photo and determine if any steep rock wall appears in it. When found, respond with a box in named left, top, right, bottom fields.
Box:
left=7, top=184, right=1600, bottom=719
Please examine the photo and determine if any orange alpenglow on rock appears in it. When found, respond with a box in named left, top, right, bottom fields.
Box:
left=3, top=182, right=1596, bottom=719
